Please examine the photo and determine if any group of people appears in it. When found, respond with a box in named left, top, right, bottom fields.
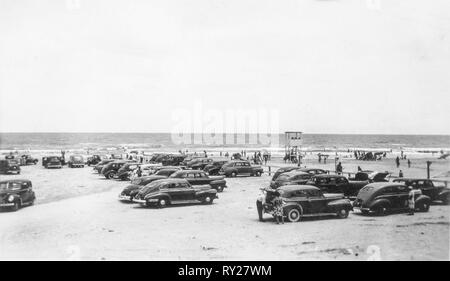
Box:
left=353, top=150, right=386, bottom=161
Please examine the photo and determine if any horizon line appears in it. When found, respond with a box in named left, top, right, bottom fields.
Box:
left=0, top=131, right=449, bottom=136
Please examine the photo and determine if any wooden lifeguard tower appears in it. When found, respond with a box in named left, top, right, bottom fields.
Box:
left=284, top=131, right=303, bottom=165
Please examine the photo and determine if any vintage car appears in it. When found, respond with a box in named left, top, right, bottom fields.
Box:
left=0, top=179, right=35, bottom=211
left=0, top=159, right=21, bottom=175
left=270, top=171, right=312, bottom=188
left=86, top=155, right=106, bottom=166
left=349, top=171, right=389, bottom=182
left=120, top=168, right=180, bottom=201
left=116, top=162, right=143, bottom=180
left=68, top=155, right=85, bottom=168
left=119, top=169, right=176, bottom=201
left=186, top=158, right=213, bottom=170
left=133, top=178, right=218, bottom=207
left=101, top=160, right=135, bottom=179
left=20, top=155, right=39, bottom=165
left=393, top=178, right=450, bottom=205
left=126, top=168, right=182, bottom=199
left=161, top=154, right=187, bottom=166
left=203, top=160, right=229, bottom=175
left=271, top=167, right=327, bottom=182
left=219, top=160, right=263, bottom=177
left=42, top=156, right=63, bottom=169
left=169, top=170, right=227, bottom=192
left=353, top=183, right=431, bottom=215
left=93, top=159, right=115, bottom=174
left=256, top=185, right=353, bottom=222
left=307, top=174, right=368, bottom=197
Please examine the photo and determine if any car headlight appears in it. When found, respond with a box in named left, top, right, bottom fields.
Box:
left=8, top=195, right=14, bottom=202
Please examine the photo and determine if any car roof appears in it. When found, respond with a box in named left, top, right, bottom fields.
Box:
left=152, top=178, right=188, bottom=184
left=313, top=174, right=344, bottom=178
left=281, top=171, right=309, bottom=177
left=364, top=182, right=406, bottom=191
left=0, top=179, right=31, bottom=184
left=278, top=185, right=320, bottom=192
left=176, top=169, right=205, bottom=173
left=393, top=178, right=430, bottom=182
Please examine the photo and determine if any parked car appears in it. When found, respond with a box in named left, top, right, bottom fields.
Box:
left=307, top=174, right=368, bottom=197
left=270, top=171, right=312, bottom=188
left=0, top=159, right=21, bottom=175
left=169, top=170, right=227, bottom=192
left=42, top=156, right=62, bottom=169
left=256, top=185, right=353, bottom=222
left=101, top=160, right=134, bottom=179
left=116, top=163, right=143, bottom=180
left=93, top=159, right=115, bottom=174
left=186, top=158, right=213, bottom=170
left=119, top=173, right=174, bottom=202
left=349, top=171, right=389, bottom=182
left=353, top=183, right=431, bottom=215
left=393, top=178, right=450, bottom=205
left=127, top=168, right=182, bottom=199
left=0, top=179, right=35, bottom=211
left=219, top=160, right=263, bottom=177
left=203, top=160, right=229, bottom=175
left=68, top=155, right=85, bottom=168
left=161, top=154, right=187, bottom=166
left=133, top=178, right=218, bottom=207
left=271, top=167, right=326, bottom=182
left=86, top=155, right=106, bottom=166
left=20, top=155, right=38, bottom=165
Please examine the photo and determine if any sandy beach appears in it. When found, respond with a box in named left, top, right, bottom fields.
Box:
left=0, top=154, right=449, bottom=260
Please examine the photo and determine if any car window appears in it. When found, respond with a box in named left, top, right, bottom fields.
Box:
left=307, top=189, right=321, bottom=197
left=244, top=162, right=250, bottom=166
left=0, top=183, right=8, bottom=191
left=395, top=185, right=408, bottom=193
left=187, top=173, right=195, bottom=178
left=294, top=190, right=307, bottom=197
left=10, top=182, right=22, bottom=191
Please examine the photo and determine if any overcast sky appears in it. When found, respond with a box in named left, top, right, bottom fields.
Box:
left=0, top=0, right=449, bottom=134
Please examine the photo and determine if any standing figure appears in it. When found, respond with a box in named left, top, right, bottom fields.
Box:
left=395, top=156, right=400, bottom=168
left=407, top=159, right=411, bottom=168
left=399, top=170, right=403, bottom=178
left=272, top=191, right=284, bottom=225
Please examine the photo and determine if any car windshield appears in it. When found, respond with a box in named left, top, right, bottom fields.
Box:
left=276, top=174, right=290, bottom=181
left=0, top=182, right=23, bottom=191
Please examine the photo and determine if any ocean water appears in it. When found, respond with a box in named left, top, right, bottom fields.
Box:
left=0, top=133, right=449, bottom=154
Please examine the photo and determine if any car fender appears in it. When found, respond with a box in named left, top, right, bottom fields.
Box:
left=327, top=199, right=353, bottom=211
left=145, top=192, right=171, bottom=202
left=282, top=202, right=303, bottom=215
left=415, top=195, right=431, bottom=205
left=195, top=188, right=217, bottom=197
left=438, top=189, right=450, bottom=198
left=369, top=198, right=391, bottom=210
left=210, top=179, right=226, bottom=186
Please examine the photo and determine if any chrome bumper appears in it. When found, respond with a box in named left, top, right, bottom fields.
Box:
left=0, top=203, right=15, bottom=207
left=118, top=194, right=132, bottom=201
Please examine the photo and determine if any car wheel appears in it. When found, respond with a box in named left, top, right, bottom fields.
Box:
left=286, top=207, right=302, bottom=222
left=418, top=202, right=430, bottom=212
left=158, top=198, right=169, bottom=208
left=374, top=205, right=388, bottom=216
left=217, top=186, right=224, bottom=192
left=256, top=171, right=261, bottom=177
left=107, top=172, right=116, bottom=179
left=337, top=208, right=349, bottom=219
left=202, top=195, right=213, bottom=204
left=231, top=172, right=237, bottom=177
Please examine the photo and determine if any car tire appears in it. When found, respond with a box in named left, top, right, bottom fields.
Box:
left=337, top=208, right=349, bottom=219
left=158, top=198, right=169, bottom=208
left=374, top=205, right=388, bottom=216
left=286, top=207, right=302, bottom=222
left=418, top=202, right=430, bottom=212
left=231, top=172, right=237, bottom=177
left=107, top=172, right=116, bottom=179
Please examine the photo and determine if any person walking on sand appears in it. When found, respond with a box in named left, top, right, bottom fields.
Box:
left=136, top=165, right=142, bottom=177
left=336, top=162, right=343, bottom=175
left=407, top=159, right=411, bottom=168
left=395, top=156, right=400, bottom=168
left=272, top=191, right=284, bottom=224
left=358, top=166, right=362, bottom=172
left=399, top=170, right=403, bottom=178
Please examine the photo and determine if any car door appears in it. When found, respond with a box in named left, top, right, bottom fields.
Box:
left=195, top=172, right=209, bottom=185
left=242, top=162, right=252, bottom=175
left=175, top=182, right=196, bottom=201
left=393, top=185, right=409, bottom=209
left=306, top=189, right=327, bottom=213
